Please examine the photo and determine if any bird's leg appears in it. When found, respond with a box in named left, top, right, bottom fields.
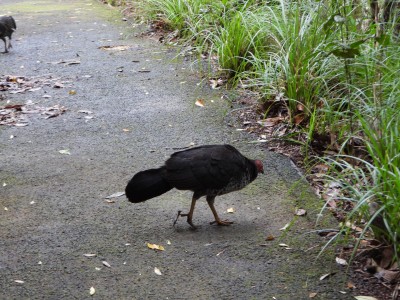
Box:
left=173, top=194, right=199, bottom=229
left=206, top=196, right=233, bottom=226
left=1, top=38, right=8, bottom=53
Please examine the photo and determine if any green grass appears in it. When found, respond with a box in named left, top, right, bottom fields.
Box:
left=131, top=0, right=400, bottom=260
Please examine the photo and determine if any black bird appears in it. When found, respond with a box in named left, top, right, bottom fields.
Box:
left=0, top=16, right=16, bottom=53
left=126, top=144, right=264, bottom=228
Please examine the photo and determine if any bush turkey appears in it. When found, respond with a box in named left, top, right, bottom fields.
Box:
left=0, top=16, right=16, bottom=53
left=126, top=144, right=264, bottom=228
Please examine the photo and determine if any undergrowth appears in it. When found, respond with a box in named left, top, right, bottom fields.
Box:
left=128, top=0, right=400, bottom=262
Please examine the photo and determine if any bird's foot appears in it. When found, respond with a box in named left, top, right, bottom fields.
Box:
left=173, top=210, right=197, bottom=229
left=210, top=219, right=234, bottom=226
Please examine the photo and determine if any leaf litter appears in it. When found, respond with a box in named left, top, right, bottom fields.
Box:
left=1, top=75, right=69, bottom=126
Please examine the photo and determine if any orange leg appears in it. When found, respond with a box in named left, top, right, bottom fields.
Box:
left=173, top=193, right=200, bottom=229
left=207, top=196, right=233, bottom=226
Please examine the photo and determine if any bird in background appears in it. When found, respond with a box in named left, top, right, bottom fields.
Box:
left=0, top=16, right=16, bottom=53
left=125, top=144, right=264, bottom=229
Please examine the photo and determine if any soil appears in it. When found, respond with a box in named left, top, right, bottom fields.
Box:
left=0, top=0, right=391, bottom=299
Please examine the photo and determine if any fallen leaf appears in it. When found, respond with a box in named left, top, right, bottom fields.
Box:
left=354, top=297, right=378, bottom=300
left=147, top=243, right=165, bottom=251
left=102, top=261, right=111, bottom=268
left=280, top=223, right=290, bottom=231
left=209, top=78, right=224, bottom=89
left=335, top=257, right=348, bottom=266
left=59, top=149, right=71, bottom=155
left=53, top=82, right=64, bottom=88
left=83, top=254, right=97, bottom=258
left=154, top=267, right=162, bottom=275
left=105, top=192, right=125, bottom=199
left=14, top=280, right=24, bottom=284
left=347, top=282, right=356, bottom=289
left=99, top=45, right=130, bottom=51
left=309, top=292, right=317, bottom=298
left=320, top=272, right=335, bottom=280
left=295, top=208, right=307, bottom=216
left=77, top=110, right=93, bottom=114
left=294, top=113, right=305, bottom=125
left=227, top=207, right=235, bottom=213
left=257, top=116, right=284, bottom=127
left=90, top=287, right=95, bottom=296
left=195, top=99, right=205, bottom=107
left=265, top=235, right=275, bottom=241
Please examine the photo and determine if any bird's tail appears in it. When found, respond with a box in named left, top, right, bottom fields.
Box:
left=125, top=167, right=172, bottom=203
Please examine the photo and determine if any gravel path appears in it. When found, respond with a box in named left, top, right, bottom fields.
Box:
left=0, top=1, right=351, bottom=299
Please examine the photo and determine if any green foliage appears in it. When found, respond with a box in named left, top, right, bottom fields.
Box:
left=135, top=0, right=400, bottom=258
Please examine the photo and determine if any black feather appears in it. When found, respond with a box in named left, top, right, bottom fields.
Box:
left=125, top=167, right=172, bottom=203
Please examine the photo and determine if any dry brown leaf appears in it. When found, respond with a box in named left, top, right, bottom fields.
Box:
left=99, top=45, right=130, bottom=51
left=147, top=243, right=165, bottom=251
left=347, top=282, right=356, bottom=289
left=297, top=103, right=305, bottom=111
left=266, top=235, right=275, bottom=241
left=309, top=292, right=317, bottom=298
left=294, top=113, right=305, bottom=125
left=195, top=99, right=205, bottom=107
left=257, top=116, right=284, bottom=127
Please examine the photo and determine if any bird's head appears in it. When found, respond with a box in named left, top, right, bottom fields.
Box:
left=254, top=160, right=264, bottom=174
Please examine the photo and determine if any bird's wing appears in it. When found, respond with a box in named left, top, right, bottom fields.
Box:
left=165, top=145, right=247, bottom=191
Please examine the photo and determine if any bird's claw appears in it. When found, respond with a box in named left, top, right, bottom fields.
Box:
left=173, top=210, right=183, bottom=227
left=173, top=210, right=197, bottom=229
left=210, top=219, right=234, bottom=226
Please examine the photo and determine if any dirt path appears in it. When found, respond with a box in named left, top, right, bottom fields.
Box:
left=0, top=1, right=354, bottom=299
